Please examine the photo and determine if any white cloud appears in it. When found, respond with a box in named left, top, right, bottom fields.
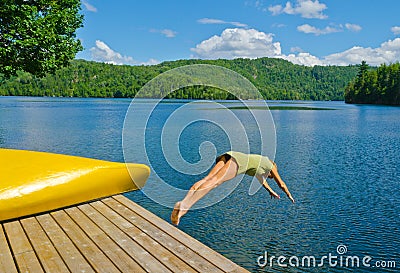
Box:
left=142, top=58, right=160, bottom=66
left=246, top=0, right=269, bottom=12
left=90, top=40, right=159, bottom=65
left=287, top=39, right=400, bottom=66
left=82, top=0, right=97, bottom=12
left=190, top=28, right=321, bottom=66
left=272, top=23, right=287, bottom=28
left=298, top=23, right=361, bottom=36
left=254, top=0, right=263, bottom=9
left=324, top=47, right=387, bottom=66
left=268, top=5, right=283, bottom=15
left=198, top=18, right=226, bottom=24
left=324, top=38, right=400, bottom=66
left=391, top=26, right=400, bottom=35
left=191, top=28, right=281, bottom=59
left=90, top=40, right=134, bottom=65
left=269, top=0, right=328, bottom=19
left=290, top=46, right=305, bottom=53
left=381, top=37, right=400, bottom=51
left=297, top=24, right=342, bottom=35
left=160, top=29, right=177, bottom=38
left=281, top=52, right=324, bottom=66
left=150, top=29, right=177, bottom=38
left=197, top=18, right=248, bottom=28
left=345, top=23, right=362, bottom=32
left=191, top=28, right=400, bottom=67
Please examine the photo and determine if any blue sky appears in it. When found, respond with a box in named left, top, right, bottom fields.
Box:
left=76, top=0, right=400, bottom=66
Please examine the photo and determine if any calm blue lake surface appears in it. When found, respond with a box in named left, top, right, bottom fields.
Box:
left=1, top=96, right=399, bottom=272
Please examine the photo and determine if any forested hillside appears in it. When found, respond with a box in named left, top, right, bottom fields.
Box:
left=345, top=61, right=400, bottom=105
left=0, top=58, right=359, bottom=100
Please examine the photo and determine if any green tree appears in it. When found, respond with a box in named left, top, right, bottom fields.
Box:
left=0, top=0, right=83, bottom=79
left=0, top=58, right=359, bottom=100
left=357, top=61, right=369, bottom=78
left=345, top=61, right=400, bottom=105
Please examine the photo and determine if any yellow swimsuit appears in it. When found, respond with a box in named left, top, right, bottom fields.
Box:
left=216, top=151, right=273, bottom=176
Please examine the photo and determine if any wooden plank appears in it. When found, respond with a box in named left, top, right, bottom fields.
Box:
left=21, top=217, right=70, bottom=273
left=0, top=224, right=18, bottom=273
left=2, top=195, right=249, bottom=273
left=102, top=197, right=223, bottom=273
left=114, top=195, right=249, bottom=273
left=65, top=206, right=145, bottom=273
left=3, top=220, right=44, bottom=273
left=51, top=210, right=120, bottom=273
left=35, top=214, right=95, bottom=273
left=78, top=203, right=173, bottom=273
left=92, top=200, right=198, bottom=273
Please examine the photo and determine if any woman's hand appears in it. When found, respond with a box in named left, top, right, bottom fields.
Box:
left=268, top=189, right=280, bottom=199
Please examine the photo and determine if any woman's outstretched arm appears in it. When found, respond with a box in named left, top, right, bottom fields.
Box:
left=256, top=175, right=280, bottom=199
left=268, top=163, right=295, bottom=203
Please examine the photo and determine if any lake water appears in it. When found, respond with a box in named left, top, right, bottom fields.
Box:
left=1, top=96, right=399, bottom=272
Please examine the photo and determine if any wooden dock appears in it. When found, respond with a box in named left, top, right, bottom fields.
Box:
left=0, top=194, right=250, bottom=273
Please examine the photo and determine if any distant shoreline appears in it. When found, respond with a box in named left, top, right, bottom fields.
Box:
left=0, top=58, right=358, bottom=101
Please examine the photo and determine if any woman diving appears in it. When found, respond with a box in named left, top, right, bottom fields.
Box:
left=171, top=151, right=295, bottom=225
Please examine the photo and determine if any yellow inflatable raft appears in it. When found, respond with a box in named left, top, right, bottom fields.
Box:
left=0, top=149, right=150, bottom=221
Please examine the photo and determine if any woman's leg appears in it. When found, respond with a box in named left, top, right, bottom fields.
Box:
left=200, top=159, right=227, bottom=181
left=171, top=158, right=238, bottom=225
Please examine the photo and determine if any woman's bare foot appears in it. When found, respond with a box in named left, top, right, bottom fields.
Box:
left=171, top=201, right=188, bottom=225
